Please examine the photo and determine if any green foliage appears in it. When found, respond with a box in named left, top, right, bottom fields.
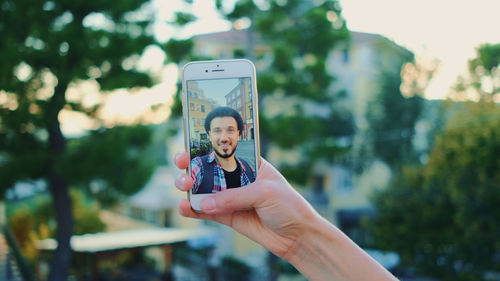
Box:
left=0, top=0, right=155, bottom=88
left=233, top=49, right=245, bottom=58
left=170, top=83, right=184, bottom=119
left=0, top=0, right=159, bottom=190
left=455, top=43, right=500, bottom=101
left=220, top=256, right=252, bottom=281
left=271, top=257, right=300, bottom=276
left=280, top=161, right=313, bottom=185
left=370, top=102, right=500, bottom=280
left=98, top=69, right=153, bottom=91
left=372, top=45, right=500, bottom=278
left=12, top=188, right=106, bottom=236
left=174, top=12, right=198, bottom=25
left=0, top=84, right=48, bottom=195
left=9, top=208, right=37, bottom=258
left=470, top=43, right=500, bottom=70
left=268, top=114, right=322, bottom=149
left=190, top=142, right=212, bottom=159
left=0, top=0, right=165, bottom=277
left=70, top=189, right=107, bottom=235
left=163, top=39, right=194, bottom=63
left=9, top=188, right=106, bottom=261
left=366, top=68, right=424, bottom=169
left=65, top=125, right=156, bottom=204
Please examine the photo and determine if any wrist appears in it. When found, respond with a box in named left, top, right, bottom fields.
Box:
left=286, top=216, right=397, bottom=281
left=286, top=215, right=343, bottom=280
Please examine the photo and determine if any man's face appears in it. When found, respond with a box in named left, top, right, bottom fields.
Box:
left=209, top=116, right=240, bottom=159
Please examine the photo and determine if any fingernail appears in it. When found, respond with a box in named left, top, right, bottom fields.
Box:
left=174, top=152, right=181, bottom=164
left=200, top=197, right=216, bottom=212
left=175, top=176, right=186, bottom=189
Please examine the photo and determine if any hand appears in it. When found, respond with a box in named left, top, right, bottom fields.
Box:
left=174, top=151, right=398, bottom=281
left=174, top=151, right=321, bottom=260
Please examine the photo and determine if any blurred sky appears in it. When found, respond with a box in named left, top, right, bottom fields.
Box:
left=63, top=0, right=500, bottom=135
left=154, top=0, right=500, bottom=100
left=195, top=78, right=240, bottom=106
left=339, top=0, right=500, bottom=100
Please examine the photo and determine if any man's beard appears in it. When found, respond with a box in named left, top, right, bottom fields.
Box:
left=214, top=144, right=237, bottom=159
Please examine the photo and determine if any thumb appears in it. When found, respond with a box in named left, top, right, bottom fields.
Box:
left=200, top=184, right=260, bottom=214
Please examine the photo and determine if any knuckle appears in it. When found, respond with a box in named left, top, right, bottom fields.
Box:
left=218, top=194, right=233, bottom=209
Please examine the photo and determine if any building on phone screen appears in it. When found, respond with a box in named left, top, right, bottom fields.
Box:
left=187, top=81, right=216, bottom=147
left=225, top=78, right=255, bottom=141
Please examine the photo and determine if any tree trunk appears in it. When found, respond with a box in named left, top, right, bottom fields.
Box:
left=47, top=82, right=74, bottom=281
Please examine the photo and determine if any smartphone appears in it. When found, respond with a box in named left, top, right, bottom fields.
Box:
left=182, top=59, right=260, bottom=212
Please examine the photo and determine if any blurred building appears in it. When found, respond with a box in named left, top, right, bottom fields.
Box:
left=186, top=81, right=216, bottom=145
left=323, top=31, right=412, bottom=244
left=191, top=28, right=413, bottom=248
left=225, top=78, right=255, bottom=140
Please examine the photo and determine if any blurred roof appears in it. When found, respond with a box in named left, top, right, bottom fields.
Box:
left=99, top=210, right=155, bottom=232
left=193, top=28, right=408, bottom=53
left=36, top=227, right=217, bottom=253
left=128, top=166, right=181, bottom=210
left=193, top=28, right=262, bottom=45
left=348, top=31, right=412, bottom=57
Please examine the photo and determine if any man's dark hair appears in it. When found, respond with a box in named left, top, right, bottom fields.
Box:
left=205, top=106, right=244, bottom=135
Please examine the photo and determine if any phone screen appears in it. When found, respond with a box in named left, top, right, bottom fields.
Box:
left=185, top=77, right=258, bottom=194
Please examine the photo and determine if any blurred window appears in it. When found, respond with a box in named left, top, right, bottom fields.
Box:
left=313, top=175, right=325, bottom=193
left=358, top=46, right=371, bottom=66
left=338, top=169, right=353, bottom=192
left=342, top=48, right=350, bottom=64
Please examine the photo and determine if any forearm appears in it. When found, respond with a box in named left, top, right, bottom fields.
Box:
left=287, top=216, right=398, bottom=281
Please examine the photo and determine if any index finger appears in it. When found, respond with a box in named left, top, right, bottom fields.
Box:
left=174, top=151, right=190, bottom=170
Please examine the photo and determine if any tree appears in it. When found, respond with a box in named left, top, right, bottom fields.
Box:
left=217, top=0, right=352, bottom=184
left=365, top=53, right=431, bottom=169
left=370, top=44, right=500, bottom=280
left=370, top=101, right=500, bottom=280
left=454, top=43, right=500, bottom=102
left=65, top=125, right=157, bottom=206
left=369, top=43, right=500, bottom=279
left=366, top=68, right=424, bottom=168
left=0, top=0, right=169, bottom=279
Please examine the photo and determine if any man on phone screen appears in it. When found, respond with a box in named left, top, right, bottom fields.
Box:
left=191, top=106, right=255, bottom=194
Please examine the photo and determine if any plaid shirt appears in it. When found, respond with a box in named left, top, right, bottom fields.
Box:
left=191, top=151, right=255, bottom=193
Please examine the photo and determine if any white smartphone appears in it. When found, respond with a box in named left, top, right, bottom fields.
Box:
left=182, top=59, right=260, bottom=212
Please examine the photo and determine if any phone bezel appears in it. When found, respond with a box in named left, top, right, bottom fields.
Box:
left=182, top=59, right=260, bottom=212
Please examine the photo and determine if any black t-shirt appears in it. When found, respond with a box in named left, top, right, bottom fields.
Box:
left=223, top=161, right=241, bottom=189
